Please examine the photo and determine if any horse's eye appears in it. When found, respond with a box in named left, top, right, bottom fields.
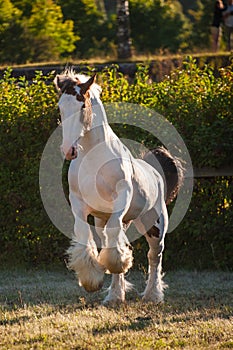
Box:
left=76, top=94, right=84, bottom=102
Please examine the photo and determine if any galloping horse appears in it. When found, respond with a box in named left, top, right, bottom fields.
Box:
left=54, top=70, right=184, bottom=304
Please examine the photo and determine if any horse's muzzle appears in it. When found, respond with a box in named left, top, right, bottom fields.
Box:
left=65, top=146, right=78, bottom=160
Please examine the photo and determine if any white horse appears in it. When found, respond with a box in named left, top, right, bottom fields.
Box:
left=54, top=70, right=184, bottom=304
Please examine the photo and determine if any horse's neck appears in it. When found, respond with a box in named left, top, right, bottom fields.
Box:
left=80, top=99, right=114, bottom=150
left=91, top=98, right=108, bottom=130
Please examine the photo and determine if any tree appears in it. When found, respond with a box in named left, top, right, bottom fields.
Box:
left=0, top=0, right=78, bottom=64
left=187, top=0, right=215, bottom=50
left=0, top=0, right=223, bottom=64
left=116, top=0, right=132, bottom=59
left=58, top=0, right=114, bottom=58
left=11, top=0, right=34, bottom=17
left=0, top=0, right=24, bottom=63
left=129, top=0, right=191, bottom=53
left=24, top=0, right=78, bottom=61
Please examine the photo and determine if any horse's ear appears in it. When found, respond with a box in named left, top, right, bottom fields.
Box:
left=54, top=74, right=77, bottom=93
left=81, top=74, right=96, bottom=94
left=53, top=75, right=62, bottom=92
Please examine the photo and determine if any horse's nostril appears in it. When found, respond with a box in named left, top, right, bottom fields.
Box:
left=71, top=146, right=75, bottom=157
left=126, top=243, right=133, bottom=251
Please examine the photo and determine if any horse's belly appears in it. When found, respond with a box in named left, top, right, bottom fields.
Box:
left=90, top=209, right=111, bottom=221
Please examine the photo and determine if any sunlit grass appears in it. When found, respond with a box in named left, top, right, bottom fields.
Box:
left=0, top=268, right=232, bottom=349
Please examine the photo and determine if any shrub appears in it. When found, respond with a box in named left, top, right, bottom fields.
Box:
left=0, top=69, right=69, bottom=264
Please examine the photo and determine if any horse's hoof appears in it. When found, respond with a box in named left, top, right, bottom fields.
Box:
left=142, top=295, right=164, bottom=304
left=102, top=298, right=125, bottom=307
left=80, top=277, right=104, bottom=292
left=99, top=247, right=133, bottom=274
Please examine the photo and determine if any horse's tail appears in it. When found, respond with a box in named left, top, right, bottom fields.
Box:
left=143, top=146, right=185, bottom=205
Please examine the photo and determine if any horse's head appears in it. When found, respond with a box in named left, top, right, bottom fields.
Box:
left=54, top=70, right=96, bottom=160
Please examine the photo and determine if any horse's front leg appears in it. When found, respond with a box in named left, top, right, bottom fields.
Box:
left=95, top=218, right=132, bottom=304
left=98, top=180, right=133, bottom=274
left=67, top=194, right=105, bottom=292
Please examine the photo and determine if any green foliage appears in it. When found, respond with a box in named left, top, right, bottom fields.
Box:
left=0, top=0, right=24, bottom=63
left=25, top=0, right=78, bottom=60
left=149, top=56, right=233, bottom=168
left=0, top=0, right=223, bottom=64
left=129, top=0, right=191, bottom=53
left=58, top=0, right=116, bottom=58
left=0, top=58, right=232, bottom=270
left=11, top=0, right=33, bottom=17
left=187, top=0, right=218, bottom=51
left=0, top=0, right=78, bottom=64
left=164, top=177, right=233, bottom=270
left=0, top=68, right=68, bottom=263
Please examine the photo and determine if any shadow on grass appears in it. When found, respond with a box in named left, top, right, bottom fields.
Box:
left=92, top=316, right=152, bottom=335
left=0, top=315, right=31, bottom=326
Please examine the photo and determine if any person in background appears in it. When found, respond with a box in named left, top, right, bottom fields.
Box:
left=211, top=0, right=226, bottom=51
left=223, top=0, right=233, bottom=50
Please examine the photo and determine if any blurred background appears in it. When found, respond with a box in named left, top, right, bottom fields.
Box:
left=0, top=0, right=231, bottom=65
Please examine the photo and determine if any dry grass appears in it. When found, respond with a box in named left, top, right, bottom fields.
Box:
left=0, top=267, right=232, bottom=349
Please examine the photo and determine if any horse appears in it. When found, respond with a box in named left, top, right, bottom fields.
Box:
left=53, top=70, right=184, bottom=304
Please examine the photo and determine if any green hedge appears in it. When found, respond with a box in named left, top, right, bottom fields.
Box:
left=0, top=70, right=69, bottom=264
left=0, top=57, right=232, bottom=269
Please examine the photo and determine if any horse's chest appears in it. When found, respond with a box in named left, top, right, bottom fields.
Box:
left=70, top=168, right=115, bottom=212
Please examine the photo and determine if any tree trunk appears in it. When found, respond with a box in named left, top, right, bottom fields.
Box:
left=116, top=0, right=132, bottom=59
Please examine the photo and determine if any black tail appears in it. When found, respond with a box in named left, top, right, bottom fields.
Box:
left=143, top=146, right=185, bottom=205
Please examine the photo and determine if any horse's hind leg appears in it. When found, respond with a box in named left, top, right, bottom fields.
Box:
left=134, top=208, right=168, bottom=303
left=142, top=232, right=166, bottom=303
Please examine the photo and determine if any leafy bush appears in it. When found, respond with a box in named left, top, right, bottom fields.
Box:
left=0, top=69, right=69, bottom=264
left=150, top=57, right=233, bottom=168
left=164, top=177, right=233, bottom=270
left=0, top=58, right=232, bottom=270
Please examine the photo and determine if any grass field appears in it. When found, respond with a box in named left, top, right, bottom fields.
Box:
left=0, top=267, right=232, bottom=349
